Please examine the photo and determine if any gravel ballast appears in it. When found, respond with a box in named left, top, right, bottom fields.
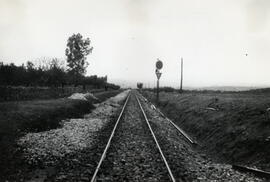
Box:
left=96, top=93, right=171, bottom=181
left=18, top=90, right=130, bottom=167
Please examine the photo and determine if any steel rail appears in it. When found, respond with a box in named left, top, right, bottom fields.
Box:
left=164, top=116, right=195, bottom=144
left=232, top=164, right=270, bottom=179
left=135, top=94, right=177, bottom=182
left=139, top=93, right=196, bottom=145
left=90, top=92, right=131, bottom=182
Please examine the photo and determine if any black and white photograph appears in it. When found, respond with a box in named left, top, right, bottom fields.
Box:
left=0, top=0, right=270, bottom=181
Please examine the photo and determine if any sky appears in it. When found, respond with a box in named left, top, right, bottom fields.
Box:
left=0, top=0, right=270, bottom=88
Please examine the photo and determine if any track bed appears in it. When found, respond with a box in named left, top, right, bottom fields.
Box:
left=95, top=93, right=171, bottom=181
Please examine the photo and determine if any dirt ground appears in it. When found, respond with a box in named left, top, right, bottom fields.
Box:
left=142, top=90, right=270, bottom=172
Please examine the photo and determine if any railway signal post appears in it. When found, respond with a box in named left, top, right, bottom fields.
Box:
left=156, top=59, right=163, bottom=105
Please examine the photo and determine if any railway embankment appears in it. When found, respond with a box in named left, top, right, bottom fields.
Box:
left=142, top=90, right=270, bottom=172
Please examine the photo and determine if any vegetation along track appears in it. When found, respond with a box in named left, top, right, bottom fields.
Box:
left=91, top=91, right=176, bottom=181
left=137, top=92, right=264, bottom=181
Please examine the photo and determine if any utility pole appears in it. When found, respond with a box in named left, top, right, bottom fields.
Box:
left=180, top=57, right=183, bottom=93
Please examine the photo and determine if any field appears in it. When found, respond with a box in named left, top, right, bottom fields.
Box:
left=142, top=90, right=270, bottom=171
left=0, top=89, right=121, bottom=179
left=0, top=86, right=107, bottom=102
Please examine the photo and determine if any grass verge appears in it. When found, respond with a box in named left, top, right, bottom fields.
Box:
left=142, top=90, right=270, bottom=171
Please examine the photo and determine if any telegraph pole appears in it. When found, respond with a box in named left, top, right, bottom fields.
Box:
left=180, top=57, right=183, bottom=93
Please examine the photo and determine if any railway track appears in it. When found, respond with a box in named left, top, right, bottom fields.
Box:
left=90, top=91, right=178, bottom=181
left=90, top=92, right=131, bottom=182
left=135, top=94, right=176, bottom=182
left=232, top=164, right=270, bottom=179
left=140, top=94, right=196, bottom=145
left=89, top=90, right=265, bottom=182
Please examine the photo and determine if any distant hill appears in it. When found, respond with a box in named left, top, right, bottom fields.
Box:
left=109, top=78, right=270, bottom=92
left=183, top=86, right=270, bottom=93
left=243, top=87, right=270, bottom=93
left=191, top=86, right=259, bottom=92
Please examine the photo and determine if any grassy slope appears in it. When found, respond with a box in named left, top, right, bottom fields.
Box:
left=142, top=91, right=270, bottom=171
left=0, top=90, right=121, bottom=179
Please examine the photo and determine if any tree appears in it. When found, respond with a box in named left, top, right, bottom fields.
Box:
left=65, top=33, right=93, bottom=86
left=26, top=61, right=34, bottom=71
left=47, top=58, right=66, bottom=87
left=26, top=61, right=36, bottom=86
left=137, top=83, right=143, bottom=89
